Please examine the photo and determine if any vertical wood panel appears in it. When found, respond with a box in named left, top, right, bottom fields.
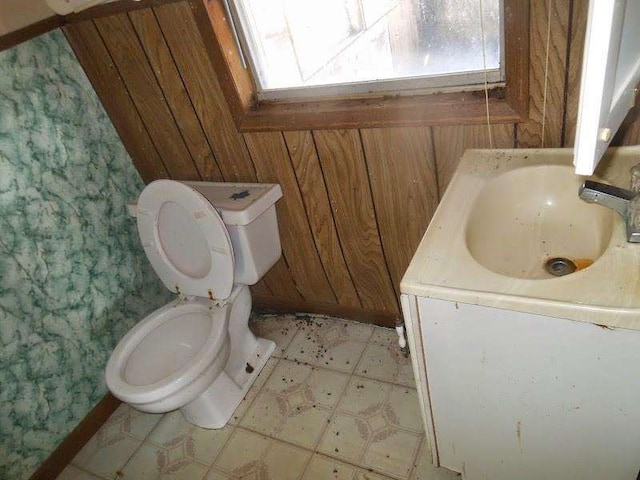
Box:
left=244, top=132, right=337, bottom=304
left=313, top=130, right=399, bottom=315
left=94, top=14, right=200, bottom=180
left=516, top=0, right=570, bottom=148
left=259, top=258, right=303, bottom=300
left=153, top=1, right=256, bottom=183
left=63, top=21, right=168, bottom=183
left=562, top=0, right=588, bottom=147
left=283, top=130, right=362, bottom=308
left=249, top=278, right=272, bottom=297
left=128, top=9, right=224, bottom=182
left=360, top=127, right=439, bottom=295
left=432, top=124, right=515, bottom=196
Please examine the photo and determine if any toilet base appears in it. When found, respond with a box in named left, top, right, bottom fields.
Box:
left=180, top=336, right=276, bottom=429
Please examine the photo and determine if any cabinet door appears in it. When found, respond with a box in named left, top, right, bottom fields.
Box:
left=418, top=296, right=640, bottom=480
left=574, top=0, right=640, bottom=175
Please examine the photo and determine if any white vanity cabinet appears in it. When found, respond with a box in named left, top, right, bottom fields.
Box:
left=401, top=294, right=640, bottom=480
left=398, top=148, right=640, bottom=480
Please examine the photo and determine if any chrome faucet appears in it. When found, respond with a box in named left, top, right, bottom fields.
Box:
left=578, top=164, right=640, bottom=243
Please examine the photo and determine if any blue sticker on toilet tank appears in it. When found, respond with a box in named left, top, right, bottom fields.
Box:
left=230, top=190, right=250, bottom=200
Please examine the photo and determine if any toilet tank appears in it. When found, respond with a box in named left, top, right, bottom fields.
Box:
left=181, top=181, right=283, bottom=285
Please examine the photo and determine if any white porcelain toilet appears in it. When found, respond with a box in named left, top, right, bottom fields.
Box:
left=105, top=179, right=282, bottom=428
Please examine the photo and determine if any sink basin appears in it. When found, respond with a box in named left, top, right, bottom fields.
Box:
left=465, top=165, right=615, bottom=279
left=401, top=146, right=640, bottom=330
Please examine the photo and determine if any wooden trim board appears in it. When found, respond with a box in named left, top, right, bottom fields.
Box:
left=0, top=16, right=64, bottom=52
left=29, top=393, right=121, bottom=480
left=253, top=294, right=399, bottom=328
left=0, top=0, right=186, bottom=53
left=62, top=0, right=184, bottom=23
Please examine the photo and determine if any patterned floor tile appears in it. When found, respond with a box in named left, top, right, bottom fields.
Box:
left=119, top=442, right=210, bottom=480
left=71, top=404, right=162, bottom=479
left=338, top=377, right=393, bottom=415
left=145, top=411, right=234, bottom=465
left=362, top=428, right=422, bottom=478
left=318, top=377, right=423, bottom=479
left=229, top=357, right=278, bottom=425
left=317, top=412, right=369, bottom=464
left=203, top=466, right=234, bottom=479
left=240, top=359, right=349, bottom=449
left=410, top=438, right=461, bottom=480
left=369, top=327, right=400, bottom=346
left=249, top=314, right=299, bottom=358
left=302, top=454, right=358, bottom=479
left=282, top=317, right=372, bottom=373
left=64, top=315, right=427, bottom=480
left=354, top=340, right=415, bottom=387
left=338, top=376, right=424, bottom=433
left=301, top=453, right=399, bottom=479
left=213, top=427, right=311, bottom=480
left=56, top=464, right=106, bottom=480
left=387, top=387, right=424, bottom=434
left=353, top=470, right=398, bottom=480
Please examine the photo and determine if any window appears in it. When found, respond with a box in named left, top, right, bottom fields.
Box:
left=197, top=0, right=529, bottom=131
left=231, top=0, right=502, bottom=100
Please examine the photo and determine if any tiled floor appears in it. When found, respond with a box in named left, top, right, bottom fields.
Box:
left=57, top=314, right=460, bottom=480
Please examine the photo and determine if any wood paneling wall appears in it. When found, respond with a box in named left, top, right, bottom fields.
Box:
left=63, top=0, right=640, bottom=327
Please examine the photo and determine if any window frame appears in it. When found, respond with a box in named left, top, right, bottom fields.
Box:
left=192, top=0, right=530, bottom=132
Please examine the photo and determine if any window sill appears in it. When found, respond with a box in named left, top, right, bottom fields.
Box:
left=238, top=86, right=525, bottom=132
left=193, top=0, right=529, bottom=132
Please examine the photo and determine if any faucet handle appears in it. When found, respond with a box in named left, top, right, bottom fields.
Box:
left=579, top=180, right=640, bottom=243
left=578, top=180, right=636, bottom=218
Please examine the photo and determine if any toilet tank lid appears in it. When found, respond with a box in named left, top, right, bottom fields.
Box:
left=180, top=181, right=283, bottom=226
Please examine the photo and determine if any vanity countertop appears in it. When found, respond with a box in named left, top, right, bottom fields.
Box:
left=401, top=146, right=640, bottom=331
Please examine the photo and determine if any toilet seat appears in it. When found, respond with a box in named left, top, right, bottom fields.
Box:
left=136, top=180, right=234, bottom=301
left=105, top=297, right=231, bottom=409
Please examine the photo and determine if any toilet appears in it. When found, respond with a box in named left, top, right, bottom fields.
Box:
left=105, top=179, right=283, bottom=429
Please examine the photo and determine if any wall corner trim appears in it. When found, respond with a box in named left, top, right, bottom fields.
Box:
left=0, top=16, right=64, bottom=52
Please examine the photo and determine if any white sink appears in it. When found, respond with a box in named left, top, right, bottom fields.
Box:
left=401, top=146, right=640, bottom=329
left=465, top=164, right=615, bottom=280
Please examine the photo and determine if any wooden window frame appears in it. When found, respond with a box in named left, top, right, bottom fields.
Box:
left=192, top=0, right=530, bottom=132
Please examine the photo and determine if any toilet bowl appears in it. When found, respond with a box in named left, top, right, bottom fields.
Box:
left=105, top=179, right=282, bottom=428
left=105, top=296, right=231, bottom=414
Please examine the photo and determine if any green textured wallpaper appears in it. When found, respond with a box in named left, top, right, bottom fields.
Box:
left=0, top=30, right=172, bottom=479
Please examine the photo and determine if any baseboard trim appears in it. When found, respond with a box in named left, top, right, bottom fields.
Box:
left=29, top=393, right=121, bottom=480
left=253, top=295, right=399, bottom=328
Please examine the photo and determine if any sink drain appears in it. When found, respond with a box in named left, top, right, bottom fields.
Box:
left=544, top=257, right=577, bottom=277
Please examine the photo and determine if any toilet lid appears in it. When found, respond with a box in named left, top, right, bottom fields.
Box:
left=136, top=180, right=234, bottom=300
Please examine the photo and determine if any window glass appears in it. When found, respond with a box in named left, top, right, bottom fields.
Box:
left=232, top=0, right=502, bottom=95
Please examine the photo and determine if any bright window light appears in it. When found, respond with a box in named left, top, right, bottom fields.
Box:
left=230, top=0, right=502, bottom=98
